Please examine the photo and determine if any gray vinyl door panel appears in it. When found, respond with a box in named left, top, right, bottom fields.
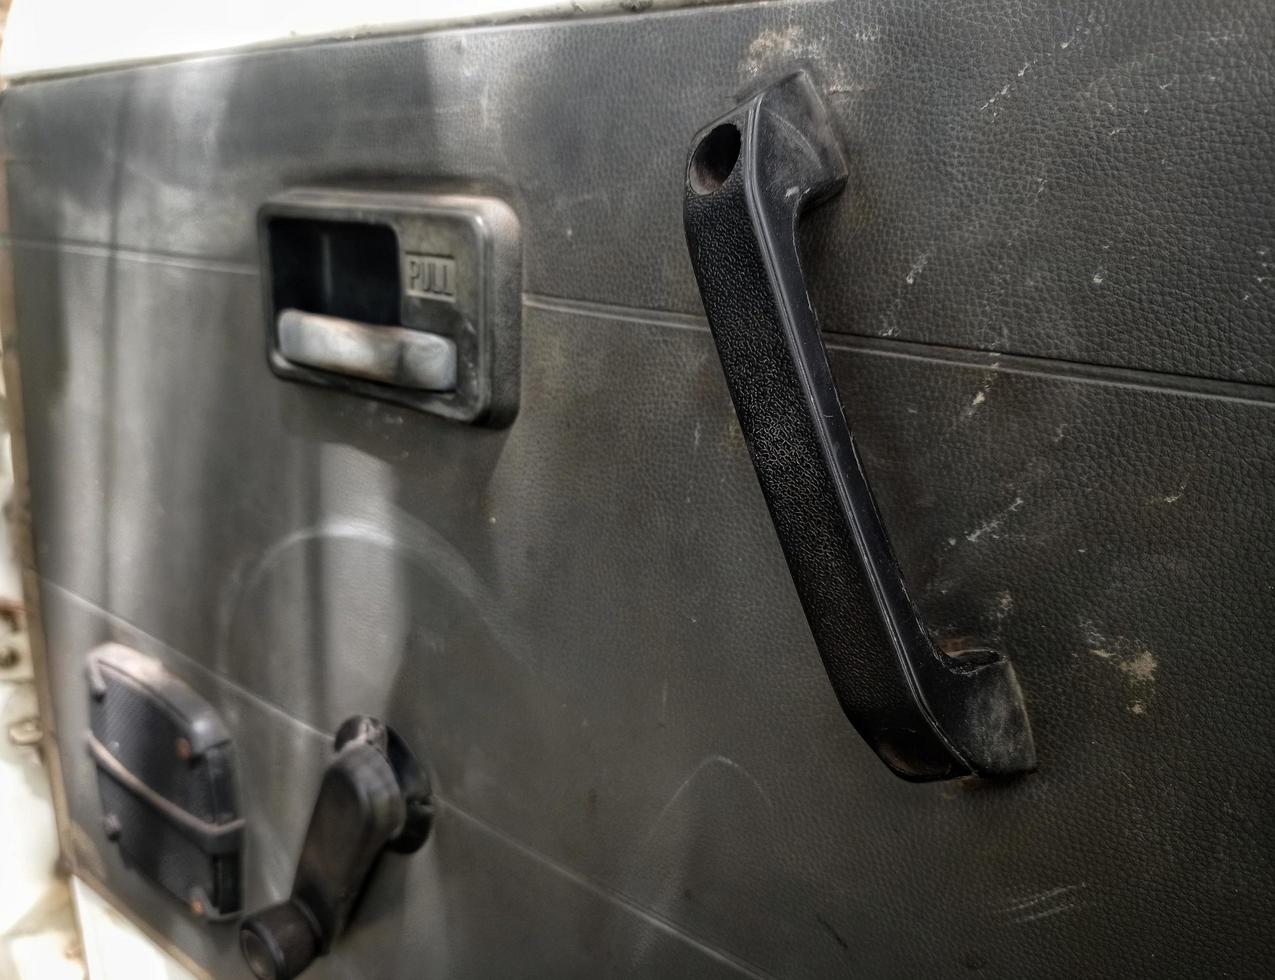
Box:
left=3, top=1, right=1274, bottom=978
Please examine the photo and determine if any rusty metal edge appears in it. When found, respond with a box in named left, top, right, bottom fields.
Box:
left=0, top=136, right=217, bottom=980
left=73, top=869, right=214, bottom=980
left=0, top=168, right=76, bottom=873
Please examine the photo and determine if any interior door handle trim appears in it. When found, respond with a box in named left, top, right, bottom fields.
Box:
left=86, top=733, right=245, bottom=853
left=238, top=717, right=432, bottom=980
left=682, top=72, right=1036, bottom=781
left=277, top=308, right=458, bottom=392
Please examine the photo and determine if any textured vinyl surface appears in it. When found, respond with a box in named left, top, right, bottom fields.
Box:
left=2, top=0, right=1274, bottom=382
left=10, top=242, right=1275, bottom=977
left=3, top=0, right=1275, bottom=976
left=47, top=584, right=752, bottom=980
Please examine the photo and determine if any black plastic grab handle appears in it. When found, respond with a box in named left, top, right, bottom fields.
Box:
left=683, top=73, right=1035, bottom=781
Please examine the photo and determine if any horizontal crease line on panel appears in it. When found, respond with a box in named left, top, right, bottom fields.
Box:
left=39, top=575, right=776, bottom=980
left=527, top=292, right=1275, bottom=407
left=440, top=802, right=776, bottom=980
left=524, top=292, right=711, bottom=333
left=41, top=577, right=330, bottom=740
left=1, top=236, right=258, bottom=276
left=2, top=242, right=1269, bottom=406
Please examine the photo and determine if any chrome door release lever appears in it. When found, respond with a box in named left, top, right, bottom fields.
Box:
left=277, top=309, right=458, bottom=392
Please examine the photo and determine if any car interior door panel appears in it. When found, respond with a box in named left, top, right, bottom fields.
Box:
left=2, top=1, right=1273, bottom=977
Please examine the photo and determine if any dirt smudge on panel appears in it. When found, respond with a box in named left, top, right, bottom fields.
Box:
left=1080, top=620, right=1159, bottom=714
left=964, top=495, right=1025, bottom=543
left=1118, top=649, right=1158, bottom=684
left=1147, top=481, right=1186, bottom=506
left=741, top=26, right=808, bottom=77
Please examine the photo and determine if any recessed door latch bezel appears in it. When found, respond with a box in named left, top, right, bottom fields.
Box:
left=259, top=188, right=522, bottom=426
